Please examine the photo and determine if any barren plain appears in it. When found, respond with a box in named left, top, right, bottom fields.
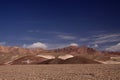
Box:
left=0, top=64, right=119, bottom=80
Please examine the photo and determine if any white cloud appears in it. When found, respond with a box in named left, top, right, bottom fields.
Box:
left=93, top=44, right=98, bottom=48
left=95, top=34, right=120, bottom=40
left=80, top=38, right=89, bottom=41
left=58, top=35, right=76, bottom=40
left=69, top=43, right=79, bottom=46
left=23, top=42, right=47, bottom=49
left=105, top=43, right=120, bottom=52
left=92, top=39, right=120, bottom=44
left=0, top=42, right=6, bottom=45
left=46, top=43, right=79, bottom=49
left=92, top=33, right=120, bottom=44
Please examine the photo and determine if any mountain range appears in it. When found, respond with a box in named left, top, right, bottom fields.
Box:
left=0, top=45, right=120, bottom=65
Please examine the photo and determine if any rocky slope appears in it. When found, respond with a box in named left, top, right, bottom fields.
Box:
left=40, top=56, right=100, bottom=64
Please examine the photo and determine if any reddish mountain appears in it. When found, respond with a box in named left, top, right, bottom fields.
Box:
left=102, top=51, right=120, bottom=56
left=53, top=46, right=101, bottom=55
left=0, top=46, right=44, bottom=54
left=0, top=46, right=44, bottom=64
left=52, top=46, right=106, bottom=61
left=0, top=45, right=120, bottom=65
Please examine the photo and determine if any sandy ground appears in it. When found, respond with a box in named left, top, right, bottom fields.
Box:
left=0, top=64, right=119, bottom=80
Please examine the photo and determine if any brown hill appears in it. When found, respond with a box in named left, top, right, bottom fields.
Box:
left=40, top=58, right=64, bottom=64
left=40, top=56, right=100, bottom=64
left=62, top=56, right=100, bottom=64
left=0, top=46, right=44, bottom=64
left=11, top=55, right=48, bottom=65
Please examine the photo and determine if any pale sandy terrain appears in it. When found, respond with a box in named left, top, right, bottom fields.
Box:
left=0, top=64, right=120, bottom=80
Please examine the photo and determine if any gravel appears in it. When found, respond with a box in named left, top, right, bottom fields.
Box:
left=0, top=64, right=119, bottom=80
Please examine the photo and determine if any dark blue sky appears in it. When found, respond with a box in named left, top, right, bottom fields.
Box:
left=0, top=0, right=120, bottom=50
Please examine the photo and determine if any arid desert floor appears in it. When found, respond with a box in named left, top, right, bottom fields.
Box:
left=0, top=64, right=119, bottom=80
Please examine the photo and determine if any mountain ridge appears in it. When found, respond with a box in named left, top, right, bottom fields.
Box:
left=0, top=45, right=120, bottom=65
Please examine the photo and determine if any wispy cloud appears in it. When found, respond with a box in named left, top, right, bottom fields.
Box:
left=28, top=30, right=40, bottom=33
left=21, top=37, right=36, bottom=41
left=92, top=39, right=120, bottom=44
left=27, top=30, right=72, bottom=35
left=79, top=38, right=89, bottom=42
left=91, top=33, right=120, bottom=44
left=24, top=30, right=120, bottom=50
left=45, top=31, right=72, bottom=35
left=0, top=42, right=6, bottom=45
left=57, top=35, right=76, bottom=40
left=105, top=43, right=120, bottom=52
left=87, top=30, right=107, bottom=34
left=94, top=34, right=120, bottom=40
left=20, top=37, right=48, bottom=41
